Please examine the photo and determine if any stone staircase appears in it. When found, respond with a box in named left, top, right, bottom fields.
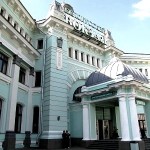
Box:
left=143, top=138, right=150, bottom=150
left=87, top=139, right=119, bottom=150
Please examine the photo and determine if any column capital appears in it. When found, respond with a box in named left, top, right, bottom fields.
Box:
left=117, top=93, right=126, bottom=100
left=13, top=55, right=22, bottom=66
left=127, top=93, right=136, bottom=99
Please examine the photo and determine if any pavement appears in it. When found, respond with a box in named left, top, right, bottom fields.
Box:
left=16, top=147, right=98, bottom=150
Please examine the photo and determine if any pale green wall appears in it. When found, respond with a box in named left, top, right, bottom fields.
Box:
left=70, top=104, right=83, bottom=138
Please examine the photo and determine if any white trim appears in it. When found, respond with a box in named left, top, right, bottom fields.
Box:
left=0, top=72, right=11, bottom=83
left=1, top=36, right=36, bottom=66
left=18, top=82, right=29, bottom=92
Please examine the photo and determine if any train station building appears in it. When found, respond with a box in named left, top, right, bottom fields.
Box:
left=1, top=0, right=150, bottom=149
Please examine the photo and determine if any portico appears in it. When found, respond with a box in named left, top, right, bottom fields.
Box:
left=79, top=57, right=150, bottom=149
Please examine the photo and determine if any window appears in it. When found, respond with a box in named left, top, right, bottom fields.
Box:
left=35, top=71, right=41, bottom=87
left=25, top=33, right=28, bottom=40
left=73, top=86, right=82, bottom=102
left=139, top=68, right=142, bottom=73
left=1, top=8, right=6, bottom=16
left=15, top=104, right=23, bottom=133
left=20, top=28, right=24, bottom=36
left=81, top=52, right=84, bottom=62
left=75, top=50, right=78, bottom=60
left=68, top=48, right=72, bottom=58
left=92, top=56, right=95, bottom=66
left=145, top=69, right=148, bottom=76
left=97, top=59, right=100, bottom=68
left=14, top=22, right=18, bottom=30
left=19, top=67, right=26, bottom=84
left=138, top=114, right=147, bottom=138
left=37, top=39, right=43, bottom=49
left=32, top=106, right=39, bottom=133
left=0, top=52, right=8, bottom=74
left=8, top=15, right=12, bottom=23
left=0, top=99, right=2, bottom=120
left=87, top=55, right=89, bottom=64
left=29, top=38, right=32, bottom=43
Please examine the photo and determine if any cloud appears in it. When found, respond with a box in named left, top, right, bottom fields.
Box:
left=130, top=0, right=150, bottom=20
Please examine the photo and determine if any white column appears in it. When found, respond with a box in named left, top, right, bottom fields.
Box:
left=26, top=68, right=34, bottom=131
left=78, top=51, right=81, bottom=62
left=84, top=54, right=87, bottom=64
left=73, top=49, right=75, bottom=59
left=6, top=57, right=21, bottom=131
left=119, top=96, right=130, bottom=141
left=89, top=56, right=92, bottom=65
left=128, top=95, right=141, bottom=141
left=83, top=104, right=90, bottom=140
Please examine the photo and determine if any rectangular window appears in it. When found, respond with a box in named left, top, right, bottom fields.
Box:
left=68, top=48, right=72, bottom=58
left=0, top=99, right=2, bottom=121
left=37, top=39, right=43, bottom=49
left=8, top=15, right=12, bottom=23
left=81, top=52, right=84, bottom=62
left=15, top=104, right=23, bottom=133
left=92, top=56, right=95, bottom=66
left=1, top=8, right=5, bottom=16
left=20, top=28, right=24, bottom=36
left=19, top=67, right=26, bottom=84
left=97, top=59, right=100, bottom=68
left=87, top=55, right=89, bottom=64
left=35, top=71, right=41, bottom=87
left=75, top=50, right=78, bottom=60
left=139, top=68, right=142, bottom=72
left=25, top=33, right=28, bottom=40
left=0, top=52, right=8, bottom=75
left=32, top=106, right=39, bottom=133
left=145, top=69, right=148, bottom=76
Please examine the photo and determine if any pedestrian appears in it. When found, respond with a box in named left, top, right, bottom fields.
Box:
left=66, top=130, right=70, bottom=148
left=62, top=130, right=67, bottom=149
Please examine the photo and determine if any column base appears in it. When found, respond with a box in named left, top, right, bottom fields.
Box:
left=119, top=141, right=145, bottom=150
left=39, top=139, right=62, bottom=149
left=2, top=131, right=16, bottom=150
left=39, top=131, right=63, bottom=149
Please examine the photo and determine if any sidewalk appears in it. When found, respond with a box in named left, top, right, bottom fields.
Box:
left=16, top=147, right=98, bottom=150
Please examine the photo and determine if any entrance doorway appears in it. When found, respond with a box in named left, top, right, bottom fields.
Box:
left=138, top=114, right=147, bottom=138
left=98, top=120, right=110, bottom=140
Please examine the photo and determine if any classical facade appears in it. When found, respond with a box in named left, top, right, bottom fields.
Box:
left=0, top=0, right=150, bottom=149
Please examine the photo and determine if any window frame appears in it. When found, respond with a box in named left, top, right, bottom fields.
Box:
left=35, top=71, right=41, bottom=87
left=32, top=106, right=39, bottom=133
left=0, top=52, right=8, bottom=75
left=75, top=50, right=78, bottom=60
left=68, top=48, right=73, bottom=58
left=19, top=67, right=26, bottom=84
left=37, top=39, right=44, bottom=49
left=15, top=104, right=23, bottom=133
left=81, top=52, right=84, bottom=62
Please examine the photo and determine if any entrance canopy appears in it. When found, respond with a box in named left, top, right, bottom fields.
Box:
left=85, top=57, right=149, bottom=87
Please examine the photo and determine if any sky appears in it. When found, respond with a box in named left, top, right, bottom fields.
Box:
left=20, top=0, right=150, bottom=54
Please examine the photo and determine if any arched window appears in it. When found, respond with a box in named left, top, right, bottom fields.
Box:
left=15, top=104, right=23, bottom=133
left=73, top=86, right=82, bottom=102
left=32, top=106, right=39, bottom=133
